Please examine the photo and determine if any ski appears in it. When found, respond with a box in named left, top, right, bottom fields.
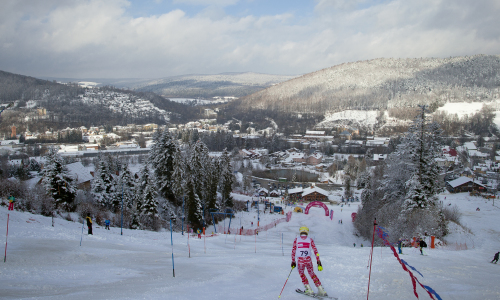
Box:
left=296, top=289, right=338, bottom=300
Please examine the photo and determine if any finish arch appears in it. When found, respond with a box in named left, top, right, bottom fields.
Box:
left=304, top=201, right=329, bottom=216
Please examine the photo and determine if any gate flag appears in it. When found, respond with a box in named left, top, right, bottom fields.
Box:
left=375, top=226, right=442, bottom=300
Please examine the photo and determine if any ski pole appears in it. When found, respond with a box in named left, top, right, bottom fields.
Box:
left=80, top=219, right=85, bottom=246
left=4, top=213, right=10, bottom=262
left=278, top=267, right=294, bottom=298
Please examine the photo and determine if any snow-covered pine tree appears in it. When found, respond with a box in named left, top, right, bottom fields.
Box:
left=135, top=164, right=150, bottom=209
left=189, top=141, right=210, bottom=208
left=205, top=157, right=220, bottom=213
left=185, top=162, right=203, bottom=229
left=91, top=154, right=115, bottom=209
left=219, top=148, right=234, bottom=208
left=117, top=163, right=135, bottom=210
left=41, top=148, right=77, bottom=211
left=170, top=149, right=186, bottom=206
left=402, top=105, right=443, bottom=211
left=355, top=106, right=445, bottom=241
left=140, top=174, right=159, bottom=226
left=149, top=129, right=179, bottom=202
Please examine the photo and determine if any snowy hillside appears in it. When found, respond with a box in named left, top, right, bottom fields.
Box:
left=133, top=72, right=297, bottom=98
left=238, top=54, right=500, bottom=114
left=436, top=100, right=500, bottom=129
left=79, top=88, right=170, bottom=122
left=316, top=110, right=379, bottom=130
left=1, top=191, right=500, bottom=299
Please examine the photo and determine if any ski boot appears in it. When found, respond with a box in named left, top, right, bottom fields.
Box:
left=304, top=284, right=314, bottom=295
left=317, top=285, right=328, bottom=296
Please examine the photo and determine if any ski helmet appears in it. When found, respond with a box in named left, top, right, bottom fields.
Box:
left=299, top=226, right=309, bottom=235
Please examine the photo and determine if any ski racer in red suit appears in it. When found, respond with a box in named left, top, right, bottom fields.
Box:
left=291, top=226, right=327, bottom=296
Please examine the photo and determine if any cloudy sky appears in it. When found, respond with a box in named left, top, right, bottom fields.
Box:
left=1, top=0, right=499, bottom=79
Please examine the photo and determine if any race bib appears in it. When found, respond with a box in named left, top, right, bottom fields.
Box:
left=297, top=237, right=312, bottom=257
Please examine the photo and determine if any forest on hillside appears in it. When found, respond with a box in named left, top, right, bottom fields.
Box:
left=237, top=55, right=500, bottom=114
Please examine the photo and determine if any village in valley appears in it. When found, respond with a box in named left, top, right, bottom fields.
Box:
left=2, top=95, right=499, bottom=206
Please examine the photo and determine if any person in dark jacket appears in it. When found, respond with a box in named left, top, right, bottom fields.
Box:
left=491, top=251, right=499, bottom=264
left=419, top=238, right=427, bottom=255
left=398, top=238, right=403, bottom=254
left=86, top=214, right=93, bottom=235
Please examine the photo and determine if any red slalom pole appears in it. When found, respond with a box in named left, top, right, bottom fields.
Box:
left=4, top=213, right=10, bottom=263
left=278, top=267, right=294, bottom=298
left=367, top=218, right=377, bottom=300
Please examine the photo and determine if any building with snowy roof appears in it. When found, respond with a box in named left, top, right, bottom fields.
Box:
left=446, top=176, right=487, bottom=193
left=301, top=186, right=329, bottom=202
left=65, top=162, right=94, bottom=190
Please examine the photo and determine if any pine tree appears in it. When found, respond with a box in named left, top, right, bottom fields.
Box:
left=171, top=149, right=186, bottom=206
left=91, top=155, right=115, bottom=209
left=219, top=148, right=234, bottom=208
left=401, top=105, right=443, bottom=211
left=117, top=163, right=135, bottom=210
left=141, top=178, right=159, bottom=218
left=189, top=141, right=210, bottom=207
left=149, top=129, right=179, bottom=201
left=41, top=148, right=77, bottom=211
left=185, top=162, right=203, bottom=229
left=355, top=106, right=445, bottom=241
left=205, top=157, right=220, bottom=213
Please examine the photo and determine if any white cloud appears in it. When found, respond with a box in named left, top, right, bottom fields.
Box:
left=0, top=0, right=499, bottom=78
left=172, top=0, right=240, bottom=6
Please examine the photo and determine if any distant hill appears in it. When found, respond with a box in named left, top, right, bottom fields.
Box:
left=0, top=70, right=198, bottom=132
left=0, top=70, right=79, bottom=102
left=236, top=55, right=500, bottom=114
left=132, top=72, right=297, bottom=98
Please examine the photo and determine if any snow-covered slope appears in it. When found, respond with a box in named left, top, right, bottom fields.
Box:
left=239, top=54, right=500, bottom=114
left=316, top=110, right=380, bottom=130
left=1, top=191, right=499, bottom=299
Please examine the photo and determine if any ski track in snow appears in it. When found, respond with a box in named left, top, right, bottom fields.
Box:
left=1, top=192, right=500, bottom=299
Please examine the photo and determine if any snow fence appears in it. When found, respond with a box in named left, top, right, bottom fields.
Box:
left=217, top=213, right=291, bottom=236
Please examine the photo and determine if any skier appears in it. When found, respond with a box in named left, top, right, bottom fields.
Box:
left=291, top=226, right=327, bottom=296
left=491, top=251, right=499, bottom=264
left=419, top=238, right=427, bottom=255
left=398, top=238, right=403, bottom=254
left=86, top=213, right=93, bottom=235
left=105, top=219, right=110, bottom=230
left=7, top=195, right=15, bottom=211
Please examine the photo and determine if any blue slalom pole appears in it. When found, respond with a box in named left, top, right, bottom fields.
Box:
left=170, top=218, right=175, bottom=277
left=79, top=220, right=85, bottom=246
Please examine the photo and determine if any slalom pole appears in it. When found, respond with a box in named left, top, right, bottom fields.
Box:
left=367, top=219, right=377, bottom=300
left=79, top=219, right=85, bottom=246
left=278, top=267, right=294, bottom=298
left=4, top=213, right=10, bottom=262
left=187, top=225, right=191, bottom=258
left=170, top=218, right=175, bottom=277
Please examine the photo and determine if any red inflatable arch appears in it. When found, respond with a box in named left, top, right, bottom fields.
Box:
left=304, top=201, right=329, bottom=216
